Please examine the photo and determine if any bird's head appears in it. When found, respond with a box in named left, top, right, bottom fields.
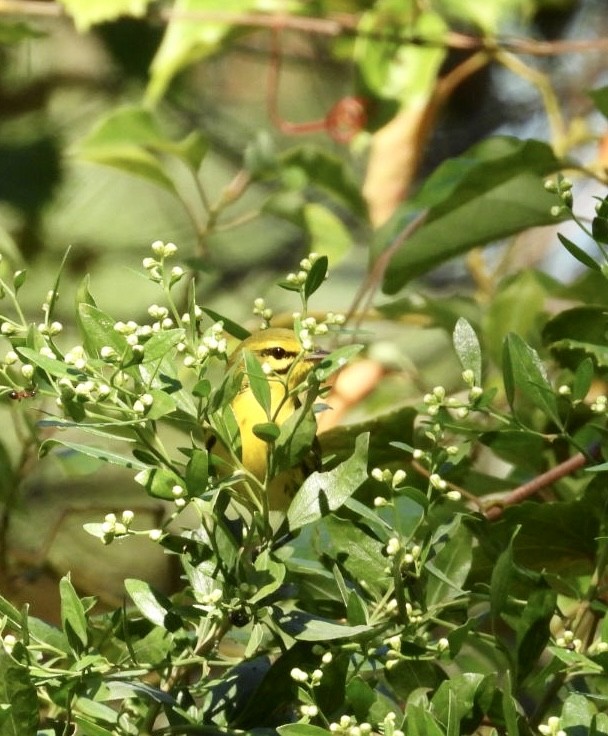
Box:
left=230, top=327, right=327, bottom=390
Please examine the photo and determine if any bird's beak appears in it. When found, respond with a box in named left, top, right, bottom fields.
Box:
left=308, top=348, right=330, bottom=363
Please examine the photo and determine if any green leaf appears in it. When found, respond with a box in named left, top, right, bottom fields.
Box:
left=405, top=703, right=445, bottom=736
left=313, top=345, right=364, bottom=382
left=57, top=0, right=154, bottom=31
left=426, top=519, right=472, bottom=609
left=543, top=305, right=608, bottom=370
left=272, top=607, right=371, bottom=641
left=279, top=145, right=367, bottom=216
left=242, top=350, right=271, bottom=415
left=185, top=448, right=208, bottom=494
left=304, top=205, right=352, bottom=267
left=147, top=0, right=256, bottom=104
left=125, top=579, right=169, bottom=628
left=452, top=317, right=482, bottom=384
left=135, top=466, right=185, bottom=500
left=502, top=333, right=561, bottom=427
left=589, top=85, right=608, bottom=119
left=252, top=422, right=281, bottom=442
left=572, top=357, right=594, bottom=401
left=381, top=137, right=565, bottom=292
left=278, top=726, right=331, bottom=736
left=490, top=528, right=519, bottom=622
left=502, top=670, right=520, bottom=736
left=17, top=347, right=79, bottom=379
left=141, top=329, right=185, bottom=363
left=60, top=575, right=88, bottom=650
left=287, top=433, right=370, bottom=531
left=40, top=440, right=148, bottom=470
left=304, top=255, right=329, bottom=300
left=201, top=307, right=251, bottom=341
left=0, top=649, right=38, bottom=736
left=75, top=106, right=180, bottom=193
left=557, top=232, right=601, bottom=272
left=78, top=303, right=128, bottom=357
left=0, top=20, right=46, bottom=44
left=431, top=673, right=486, bottom=730
left=144, top=388, right=178, bottom=420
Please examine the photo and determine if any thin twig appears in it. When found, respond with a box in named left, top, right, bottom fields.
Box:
left=2, top=1, right=608, bottom=59
left=483, top=451, right=589, bottom=521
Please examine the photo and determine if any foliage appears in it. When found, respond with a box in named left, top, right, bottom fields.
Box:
left=1, top=0, right=608, bottom=735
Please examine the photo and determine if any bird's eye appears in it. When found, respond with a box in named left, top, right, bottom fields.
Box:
left=270, top=347, right=286, bottom=360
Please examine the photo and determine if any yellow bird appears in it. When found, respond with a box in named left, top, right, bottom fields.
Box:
left=216, top=327, right=326, bottom=512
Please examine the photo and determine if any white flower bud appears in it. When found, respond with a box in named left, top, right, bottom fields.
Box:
left=21, top=364, right=34, bottom=379
left=4, top=351, right=18, bottom=365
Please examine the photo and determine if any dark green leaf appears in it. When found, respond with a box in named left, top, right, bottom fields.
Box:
left=201, top=307, right=251, bottom=340
left=502, top=333, right=561, bottom=427
left=304, top=255, right=328, bottom=300
left=0, top=649, right=38, bottom=736
left=288, top=433, right=369, bottom=530
left=381, top=137, right=565, bottom=292
left=572, top=357, right=594, bottom=401
left=185, top=448, right=208, bottom=494
left=557, top=232, right=601, bottom=272
left=543, top=305, right=608, bottom=370
left=426, top=519, right=472, bottom=609
left=405, top=703, right=445, bottom=736
left=589, top=85, right=608, bottom=119
left=252, top=421, right=281, bottom=442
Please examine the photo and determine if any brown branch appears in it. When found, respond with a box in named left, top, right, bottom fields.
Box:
left=483, top=451, right=589, bottom=521
left=2, top=1, right=608, bottom=60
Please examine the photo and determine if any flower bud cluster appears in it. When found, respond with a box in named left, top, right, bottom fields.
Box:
left=286, top=252, right=327, bottom=287
left=591, top=395, right=607, bottom=413
left=142, top=241, right=180, bottom=283
left=253, top=297, right=273, bottom=328
left=545, top=176, right=573, bottom=217
left=371, top=467, right=406, bottom=488
left=328, top=715, right=373, bottom=736
left=101, top=510, right=135, bottom=545
left=429, top=472, right=461, bottom=502
left=538, top=715, right=566, bottom=736
left=555, top=629, right=581, bottom=651
left=183, top=322, right=227, bottom=368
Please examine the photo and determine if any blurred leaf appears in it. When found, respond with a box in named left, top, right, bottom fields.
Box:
left=0, top=138, right=61, bottom=215
left=0, top=648, right=38, bottom=736
left=57, top=0, right=154, bottom=31
left=280, top=146, right=367, bottom=216
left=572, top=357, right=594, bottom=401
left=60, top=575, right=88, bottom=650
left=543, top=306, right=608, bottom=370
left=313, top=345, right=364, bottom=383
left=76, top=106, right=205, bottom=191
left=503, top=333, right=561, bottom=427
left=381, top=137, right=564, bottom=292
left=453, top=317, right=482, bottom=384
left=147, top=0, right=256, bottom=104
left=304, top=206, right=352, bottom=267
left=589, top=86, right=608, bottom=119
left=0, top=20, right=46, bottom=43
left=288, top=434, right=369, bottom=530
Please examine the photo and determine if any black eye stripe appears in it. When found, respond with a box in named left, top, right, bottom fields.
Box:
left=259, top=347, right=298, bottom=360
